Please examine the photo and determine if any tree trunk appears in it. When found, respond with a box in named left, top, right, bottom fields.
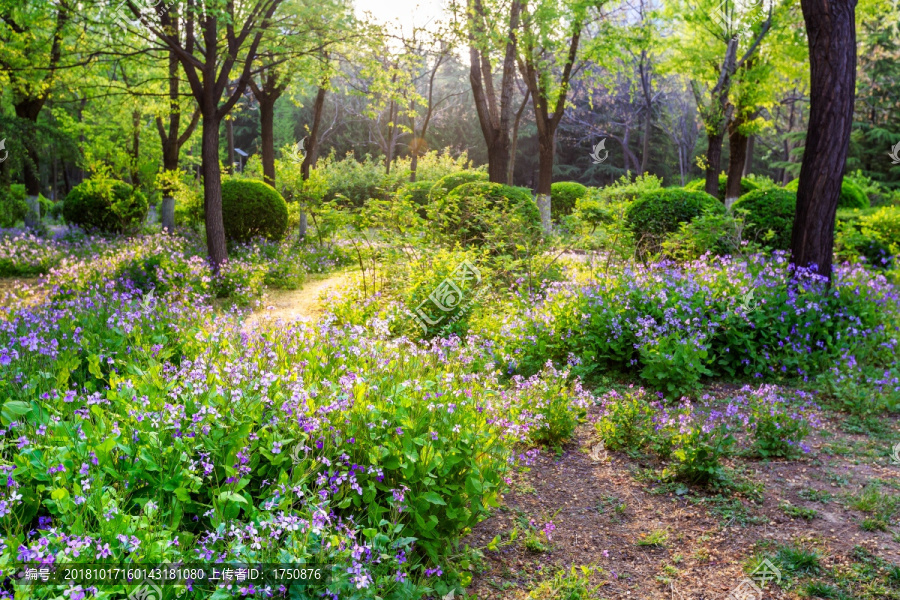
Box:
left=725, top=117, right=748, bottom=208
left=225, top=119, right=235, bottom=175
left=131, top=109, right=141, bottom=186
left=705, top=132, right=724, bottom=198
left=791, top=0, right=858, bottom=281
left=300, top=84, right=327, bottom=241
left=301, top=85, right=327, bottom=180
left=535, top=133, right=555, bottom=232
left=743, top=134, right=754, bottom=176
left=410, top=152, right=419, bottom=183
left=259, top=96, right=276, bottom=186
left=161, top=196, right=176, bottom=232
left=201, top=114, right=228, bottom=268
left=640, top=110, right=651, bottom=175
left=508, top=89, right=530, bottom=185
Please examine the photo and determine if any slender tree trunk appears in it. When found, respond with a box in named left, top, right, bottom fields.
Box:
left=725, top=116, right=748, bottom=208
left=131, top=110, right=141, bottom=186
left=259, top=96, right=276, bottom=186
left=508, top=89, right=530, bottom=185
left=225, top=119, right=235, bottom=175
left=791, top=0, right=857, bottom=280
left=300, top=84, right=328, bottom=241
left=535, top=133, right=555, bottom=231
left=640, top=111, right=651, bottom=175
left=705, top=132, right=724, bottom=198
left=743, top=135, right=754, bottom=176
left=201, top=114, right=228, bottom=268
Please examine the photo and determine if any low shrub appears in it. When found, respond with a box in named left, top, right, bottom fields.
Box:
left=221, top=177, right=289, bottom=243
left=685, top=174, right=757, bottom=201
left=0, top=183, right=28, bottom=227
left=474, top=253, right=899, bottom=398
left=626, top=188, right=722, bottom=255
left=397, top=180, right=435, bottom=218
left=836, top=206, right=900, bottom=268
left=743, top=385, right=821, bottom=457
left=595, top=388, right=668, bottom=455
left=662, top=210, right=757, bottom=260
left=429, top=170, right=488, bottom=202
left=319, top=151, right=394, bottom=206
left=783, top=178, right=870, bottom=209
left=433, top=181, right=541, bottom=251
left=62, top=178, right=148, bottom=233
left=593, top=173, right=663, bottom=204
left=732, top=188, right=797, bottom=250
left=594, top=386, right=819, bottom=484
left=550, top=181, right=588, bottom=221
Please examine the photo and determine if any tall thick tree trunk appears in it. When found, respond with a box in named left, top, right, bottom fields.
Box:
left=201, top=114, right=228, bottom=268
left=259, top=97, right=276, bottom=186
left=725, top=116, right=748, bottom=208
left=791, top=0, right=858, bottom=280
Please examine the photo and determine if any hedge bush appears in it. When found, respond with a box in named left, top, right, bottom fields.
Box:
left=429, top=170, right=488, bottom=202
left=397, top=180, right=435, bottom=218
left=732, top=188, right=797, bottom=250
left=62, top=178, right=148, bottom=233
left=434, top=181, right=540, bottom=251
left=0, top=183, right=28, bottom=227
left=626, top=188, right=722, bottom=254
left=550, top=181, right=588, bottom=220
left=836, top=206, right=900, bottom=268
left=685, top=174, right=757, bottom=201
left=783, top=178, right=870, bottom=209
left=221, top=178, right=289, bottom=243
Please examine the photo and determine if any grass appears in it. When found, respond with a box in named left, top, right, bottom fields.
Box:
left=781, top=502, right=819, bottom=520
left=635, top=529, right=669, bottom=548
left=799, top=488, right=834, bottom=503
left=775, top=544, right=822, bottom=576
left=526, top=566, right=601, bottom=600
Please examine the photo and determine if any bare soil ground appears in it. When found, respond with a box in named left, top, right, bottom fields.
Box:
left=463, top=402, right=900, bottom=600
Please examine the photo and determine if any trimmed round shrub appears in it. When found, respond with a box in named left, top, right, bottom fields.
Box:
left=0, top=184, right=28, bottom=227
left=783, top=178, right=870, bottom=209
left=63, top=178, right=148, bottom=233
left=435, top=181, right=540, bottom=250
left=733, top=188, right=797, bottom=250
left=429, top=170, right=488, bottom=202
left=685, top=174, right=757, bottom=201
left=397, top=180, right=435, bottom=218
left=221, top=178, right=288, bottom=243
left=626, top=188, right=722, bottom=253
left=550, top=182, right=588, bottom=220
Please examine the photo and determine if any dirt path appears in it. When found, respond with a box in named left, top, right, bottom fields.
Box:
left=243, top=271, right=351, bottom=330
left=464, top=403, right=900, bottom=599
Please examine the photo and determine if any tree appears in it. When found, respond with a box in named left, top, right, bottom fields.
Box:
left=0, top=0, right=73, bottom=215
left=668, top=0, right=776, bottom=198
left=465, top=0, right=521, bottom=183
left=517, top=0, right=587, bottom=232
left=126, top=0, right=284, bottom=268
left=790, top=0, right=858, bottom=280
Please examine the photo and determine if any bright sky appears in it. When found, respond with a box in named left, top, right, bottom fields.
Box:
left=354, top=0, right=448, bottom=34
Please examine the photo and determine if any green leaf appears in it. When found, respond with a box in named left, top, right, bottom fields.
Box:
left=421, top=491, right=446, bottom=505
